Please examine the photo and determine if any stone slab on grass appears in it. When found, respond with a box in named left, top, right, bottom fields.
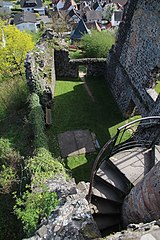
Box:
left=58, top=129, right=96, bottom=158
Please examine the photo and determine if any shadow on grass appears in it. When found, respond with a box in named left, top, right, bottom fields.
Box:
left=46, top=77, right=126, bottom=183
left=65, top=153, right=97, bottom=183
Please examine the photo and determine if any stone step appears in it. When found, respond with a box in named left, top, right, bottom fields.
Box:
left=92, top=175, right=124, bottom=203
left=93, top=213, right=121, bottom=230
left=91, top=195, right=121, bottom=214
left=97, top=159, right=132, bottom=194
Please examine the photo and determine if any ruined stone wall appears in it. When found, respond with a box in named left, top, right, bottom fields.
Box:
left=24, top=177, right=101, bottom=240
left=25, top=40, right=56, bottom=109
left=54, top=49, right=106, bottom=78
left=54, top=49, right=79, bottom=78
left=106, top=0, right=160, bottom=117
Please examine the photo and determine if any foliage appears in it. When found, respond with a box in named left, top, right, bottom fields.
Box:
left=27, top=147, right=66, bottom=181
left=52, top=12, right=69, bottom=38
left=29, top=93, right=48, bottom=150
left=0, top=165, right=17, bottom=193
left=25, top=30, right=43, bottom=44
left=14, top=189, right=59, bottom=236
left=102, top=3, right=117, bottom=21
left=81, top=30, right=115, bottom=58
left=0, top=75, right=29, bottom=119
left=14, top=147, right=65, bottom=236
left=69, top=49, right=83, bottom=59
left=0, top=138, right=21, bottom=193
left=13, top=92, right=66, bottom=236
left=0, top=21, right=34, bottom=79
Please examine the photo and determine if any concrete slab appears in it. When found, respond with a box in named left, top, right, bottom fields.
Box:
left=58, top=129, right=96, bottom=158
left=74, top=130, right=96, bottom=154
left=58, top=131, right=78, bottom=157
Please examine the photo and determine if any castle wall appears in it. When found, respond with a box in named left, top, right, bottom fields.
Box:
left=106, top=0, right=160, bottom=117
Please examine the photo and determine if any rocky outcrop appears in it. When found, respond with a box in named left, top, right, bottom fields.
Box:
left=24, top=177, right=101, bottom=240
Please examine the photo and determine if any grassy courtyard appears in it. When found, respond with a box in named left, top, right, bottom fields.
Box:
left=46, top=77, right=140, bottom=182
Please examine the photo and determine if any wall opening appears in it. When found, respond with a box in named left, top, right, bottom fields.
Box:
left=125, top=99, right=137, bottom=117
left=78, top=65, right=87, bottom=79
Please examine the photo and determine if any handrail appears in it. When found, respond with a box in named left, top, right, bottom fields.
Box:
left=87, top=116, right=160, bottom=203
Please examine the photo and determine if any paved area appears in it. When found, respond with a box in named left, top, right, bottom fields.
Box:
left=58, top=129, right=96, bottom=158
left=110, top=145, right=160, bottom=185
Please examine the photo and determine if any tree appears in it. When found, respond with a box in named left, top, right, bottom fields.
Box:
left=0, top=22, right=35, bottom=80
left=81, top=30, right=115, bottom=58
left=102, top=3, right=117, bottom=22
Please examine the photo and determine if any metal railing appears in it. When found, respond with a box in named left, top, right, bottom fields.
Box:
left=88, top=116, right=160, bottom=202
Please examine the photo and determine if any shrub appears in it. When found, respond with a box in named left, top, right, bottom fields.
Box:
left=14, top=148, right=66, bottom=236
left=29, top=93, right=48, bottom=150
left=0, top=138, right=21, bottom=193
left=14, top=189, right=59, bottom=236
left=14, top=93, right=66, bottom=236
left=81, top=30, right=115, bottom=58
left=27, top=147, right=66, bottom=182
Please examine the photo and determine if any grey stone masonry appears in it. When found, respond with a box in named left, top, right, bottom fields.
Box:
left=106, top=0, right=160, bottom=118
left=24, top=177, right=101, bottom=240
left=54, top=49, right=106, bottom=78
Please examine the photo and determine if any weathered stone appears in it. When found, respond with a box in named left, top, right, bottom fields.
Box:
left=105, top=220, right=160, bottom=240
left=106, top=0, right=160, bottom=119
left=36, top=225, right=48, bottom=238
left=24, top=176, right=101, bottom=240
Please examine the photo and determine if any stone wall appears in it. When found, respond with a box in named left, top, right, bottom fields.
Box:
left=24, top=177, right=101, bottom=240
left=25, top=40, right=56, bottom=107
left=54, top=49, right=106, bottom=78
left=106, top=0, right=160, bottom=118
left=106, top=220, right=160, bottom=240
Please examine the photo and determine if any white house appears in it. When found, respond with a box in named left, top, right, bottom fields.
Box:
left=20, top=0, right=42, bottom=12
left=14, top=12, right=38, bottom=32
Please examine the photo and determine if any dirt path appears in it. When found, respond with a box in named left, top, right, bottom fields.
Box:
left=79, top=72, right=95, bottom=102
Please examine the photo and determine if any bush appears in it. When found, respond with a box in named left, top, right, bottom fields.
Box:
left=14, top=93, right=66, bottom=236
left=0, top=76, right=29, bottom=119
left=0, top=138, right=21, bottom=193
left=81, top=30, right=115, bottom=58
left=29, top=93, right=48, bottom=150
left=14, top=190, right=59, bottom=236
left=14, top=147, right=66, bottom=236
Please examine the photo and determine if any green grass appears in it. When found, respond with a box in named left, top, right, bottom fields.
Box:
left=155, top=80, right=160, bottom=94
left=46, top=77, right=140, bottom=182
left=66, top=153, right=97, bottom=183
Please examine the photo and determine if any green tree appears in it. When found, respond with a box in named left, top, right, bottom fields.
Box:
left=81, top=30, right=115, bottom=58
left=0, top=21, right=35, bottom=80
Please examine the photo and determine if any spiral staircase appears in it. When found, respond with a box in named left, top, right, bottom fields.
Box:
left=88, top=116, right=160, bottom=236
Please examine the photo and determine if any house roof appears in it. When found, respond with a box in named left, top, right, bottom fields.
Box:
left=86, top=21, right=101, bottom=31
left=14, top=12, right=37, bottom=24
left=111, top=0, right=127, bottom=6
left=20, top=0, right=42, bottom=8
left=86, top=10, right=102, bottom=21
left=92, top=2, right=99, bottom=10
left=70, top=18, right=90, bottom=40
left=67, top=8, right=80, bottom=20
left=60, top=0, right=77, bottom=10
